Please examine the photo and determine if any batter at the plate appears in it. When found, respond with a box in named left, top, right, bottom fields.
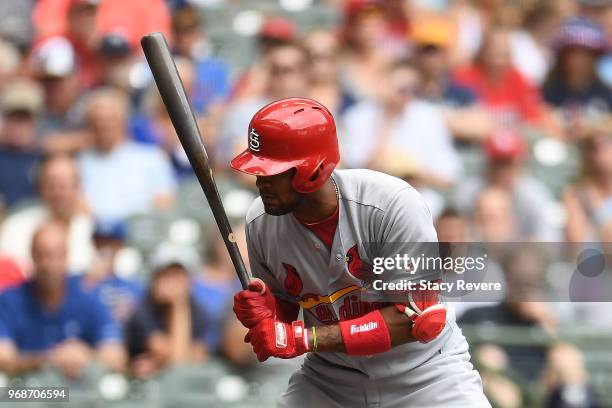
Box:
left=231, top=97, right=490, bottom=407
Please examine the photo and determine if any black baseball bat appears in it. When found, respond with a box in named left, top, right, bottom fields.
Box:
left=141, top=32, right=250, bottom=289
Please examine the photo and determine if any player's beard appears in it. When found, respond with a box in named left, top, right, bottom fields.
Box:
left=261, top=193, right=304, bottom=216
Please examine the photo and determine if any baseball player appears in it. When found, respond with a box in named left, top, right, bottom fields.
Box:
left=231, top=98, right=490, bottom=407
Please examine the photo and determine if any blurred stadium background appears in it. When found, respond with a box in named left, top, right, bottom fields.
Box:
left=0, top=0, right=611, bottom=407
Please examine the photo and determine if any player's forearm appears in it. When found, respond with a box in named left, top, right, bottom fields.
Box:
left=309, top=306, right=416, bottom=353
left=308, top=323, right=344, bottom=352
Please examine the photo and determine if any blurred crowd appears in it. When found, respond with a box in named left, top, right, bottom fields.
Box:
left=0, top=0, right=610, bottom=406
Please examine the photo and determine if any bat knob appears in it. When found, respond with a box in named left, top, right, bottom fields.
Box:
left=248, top=278, right=266, bottom=295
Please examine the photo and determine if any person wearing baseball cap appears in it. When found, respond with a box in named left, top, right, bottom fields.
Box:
left=124, top=243, right=211, bottom=378
left=83, top=219, right=143, bottom=326
left=411, top=17, right=494, bottom=142
left=543, top=17, right=611, bottom=114
left=452, top=130, right=558, bottom=240
left=411, top=17, right=469, bottom=107
left=0, top=79, right=44, bottom=119
left=30, top=36, right=85, bottom=145
left=0, top=79, right=44, bottom=208
left=258, top=16, right=296, bottom=52
left=171, top=5, right=230, bottom=115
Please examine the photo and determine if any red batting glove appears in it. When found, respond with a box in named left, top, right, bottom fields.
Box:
left=246, top=319, right=310, bottom=362
left=233, top=279, right=276, bottom=328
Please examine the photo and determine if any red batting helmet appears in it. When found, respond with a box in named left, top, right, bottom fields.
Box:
left=230, top=98, right=340, bottom=193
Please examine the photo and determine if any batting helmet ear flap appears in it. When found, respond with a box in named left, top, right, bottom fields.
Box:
left=292, top=158, right=337, bottom=193
left=292, top=160, right=323, bottom=193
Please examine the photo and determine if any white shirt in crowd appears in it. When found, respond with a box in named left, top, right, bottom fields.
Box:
left=79, top=141, right=177, bottom=221
left=0, top=206, right=95, bottom=275
left=340, top=99, right=461, bottom=183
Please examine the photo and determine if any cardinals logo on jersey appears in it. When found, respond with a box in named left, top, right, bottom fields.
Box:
left=346, top=245, right=374, bottom=282
left=283, top=263, right=303, bottom=297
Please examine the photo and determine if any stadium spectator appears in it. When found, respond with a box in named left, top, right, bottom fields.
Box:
left=340, top=0, right=396, bottom=101
left=220, top=315, right=255, bottom=367
left=473, top=343, right=525, bottom=408
left=94, top=0, right=171, bottom=50
left=82, top=219, right=143, bottom=326
left=435, top=207, right=506, bottom=318
left=218, top=43, right=308, bottom=167
left=452, top=130, right=559, bottom=240
left=341, top=59, right=460, bottom=189
left=0, top=79, right=44, bottom=208
left=33, top=0, right=171, bottom=88
left=230, top=16, right=297, bottom=102
left=132, top=57, right=202, bottom=178
left=125, top=243, right=210, bottom=378
left=0, top=221, right=126, bottom=377
left=78, top=88, right=176, bottom=220
left=30, top=36, right=89, bottom=155
left=411, top=16, right=494, bottom=142
left=0, top=155, right=94, bottom=274
left=304, top=29, right=356, bottom=116
left=97, top=31, right=137, bottom=91
left=193, top=225, right=246, bottom=351
left=564, top=120, right=612, bottom=243
left=462, top=248, right=598, bottom=407
left=543, top=17, right=611, bottom=139
left=581, top=0, right=612, bottom=87
left=471, top=186, right=518, bottom=242
left=557, top=219, right=612, bottom=329
left=435, top=207, right=470, bottom=243
left=0, top=40, right=21, bottom=90
left=459, top=248, right=556, bottom=378
left=508, top=1, right=557, bottom=86
left=171, top=5, right=230, bottom=115
left=453, top=27, right=547, bottom=129
left=34, top=0, right=103, bottom=88
left=412, top=16, right=476, bottom=108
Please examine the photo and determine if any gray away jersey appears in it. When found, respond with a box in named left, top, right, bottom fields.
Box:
left=245, top=169, right=466, bottom=378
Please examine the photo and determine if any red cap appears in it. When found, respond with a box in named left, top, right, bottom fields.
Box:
left=259, top=17, right=296, bottom=42
left=344, top=0, right=383, bottom=22
left=483, top=130, right=526, bottom=161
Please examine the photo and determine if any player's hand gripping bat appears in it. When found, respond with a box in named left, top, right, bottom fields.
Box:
left=141, top=32, right=250, bottom=289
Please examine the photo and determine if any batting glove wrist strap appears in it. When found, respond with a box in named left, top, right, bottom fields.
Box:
left=395, top=284, right=447, bottom=343
left=339, top=310, right=391, bottom=356
left=246, top=318, right=309, bottom=362
left=396, top=303, right=447, bottom=343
